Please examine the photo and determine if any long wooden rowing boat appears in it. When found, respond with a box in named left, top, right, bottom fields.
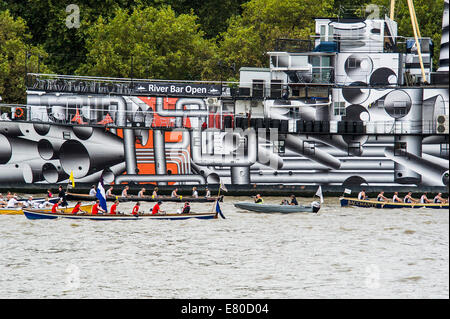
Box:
left=234, top=202, right=321, bottom=213
left=0, top=203, right=95, bottom=215
left=66, top=192, right=220, bottom=203
left=340, top=197, right=449, bottom=209
left=23, top=209, right=220, bottom=220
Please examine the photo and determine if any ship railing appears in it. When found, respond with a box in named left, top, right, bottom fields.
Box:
left=0, top=103, right=443, bottom=135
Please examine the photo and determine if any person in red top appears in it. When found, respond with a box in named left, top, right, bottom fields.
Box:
left=109, top=200, right=119, bottom=215
left=151, top=201, right=165, bottom=215
left=92, top=200, right=106, bottom=215
left=71, top=201, right=87, bottom=214
left=132, top=202, right=140, bottom=215
left=51, top=199, right=63, bottom=213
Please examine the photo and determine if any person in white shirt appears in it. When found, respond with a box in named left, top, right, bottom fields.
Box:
left=205, top=187, right=211, bottom=198
left=420, top=193, right=432, bottom=204
left=38, top=198, right=52, bottom=209
left=434, top=193, right=447, bottom=203
left=6, top=197, right=20, bottom=208
left=392, top=192, right=402, bottom=203
left=358, top=189, right=368, bottom=200
left=106, top=186, right=114, bottom=197
left=403, top=192, right=418, bottom=203
left=171, top=188, right=179, bottom=198
left=23, top=196, right=35, bottom=208
left=0, top=193, right=6, bottom=207
left=138, top=188, right=146, bottom=198
left=121, top=186, right=129, bottom=197
left=89, top=185, right=97, bottom=196
left=192, top=187, right=198, bottom=198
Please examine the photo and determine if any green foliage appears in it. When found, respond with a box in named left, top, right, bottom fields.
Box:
left=76, top=6, right=219, bottom=80
left=0, top=0, right=447, bottom=103
left=217, top=0, right=334, bottom=79
left=0, top=10, right=50, bottom=103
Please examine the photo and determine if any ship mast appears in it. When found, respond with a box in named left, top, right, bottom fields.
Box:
left=390, top=0, right=428, bottom=83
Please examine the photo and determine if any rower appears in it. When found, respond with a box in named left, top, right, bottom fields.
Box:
left=290, top=195, right=298, bottom=206
left=404, top=192, right=418, bottom=203
left=6, top=192, right=13, bottom=201
left=38, top=197, right=52, bottom=209
left=182, top=202, right=191, bottom=214
left=358, top=189, right=368, bottom=200
left=392, top=192, right=402, bottom=203
left=121, top=186, right=129, bottom=197
left=205, top=187, right=211, bottom=198
left=23, top=196, right=35, bottom=208
left=280, top=199, right=289, bottom=205
left=106, top=186, right=114, bottom=197
left=6, top=195, right=20, bottom=208
left=92, top=200, right=106, bottom=215
left=420, top=193, right=432, bottom=204
left=71, top=201, right=87, bottom=214
left=109, top=200, right=119, bottom=215
left=192, top=187, right=198, bottom=198
left=434, top=193, right=447, bottom=204
left=51, top=199, right=63, bottom=213
left=152, top=187, right=159, bottom=198
left=254, top=194, right=264, bottom=204
left=151, top=201, right=165, bottom=215
left=0, top=193, right=6, bottom=207
left=132, top=202, right=141, bottom=215
left=377, top=191, right=388, bottom=202
left=171, top=188, right=179, bottom=198
left=89, top=185, right=97, bottom=196
left=138, top=188, right=146, bottom=198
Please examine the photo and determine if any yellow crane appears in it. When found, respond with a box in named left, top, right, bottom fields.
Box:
left=390, top=0, right=428, bottom=83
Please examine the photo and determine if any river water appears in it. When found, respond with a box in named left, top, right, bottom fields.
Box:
left=0, top=196, right=448, bottom=299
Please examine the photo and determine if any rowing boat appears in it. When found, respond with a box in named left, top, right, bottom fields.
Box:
left=1, top=197, right=61, bottom=214
left=0, top=203, right=95, bottom=215
left=23, top=209, right=220, bottom=220
left=340, top=197, right=449, bottom=209
left=234, top=202, right=321, bottom=213
left=66, top=192, right=220, bottom=203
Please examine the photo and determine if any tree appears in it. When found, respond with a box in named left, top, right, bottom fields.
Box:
left=76, top=6, right=218, bottom=81
left=0, top=10, right=50, bottom=104
left=217, top=0, right=334, bottom=80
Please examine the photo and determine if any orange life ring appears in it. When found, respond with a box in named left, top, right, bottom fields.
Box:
left=15, top=107, right=24, bottom=118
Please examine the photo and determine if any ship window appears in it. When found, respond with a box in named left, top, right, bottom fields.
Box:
left=328, top=25, right=334, bottom=41
left=274, top=140, right=285, bottom=154
left=303, top=141, right=315, bottom=155
left=252, top=80, right=265, bottom=98
left=334, top=102, right=346, bottom=116
left=320, top=25, right=326, bottom=42
left=348, top=58, right=357, bottom=68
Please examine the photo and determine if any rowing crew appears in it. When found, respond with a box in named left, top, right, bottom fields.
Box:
left=358, top=190, right=448, bottom=204
left=0, top=194, right=56, bottom=209
left=97, top=186, right=211, bottom=199
left=58, top=199, right=193, bottom=215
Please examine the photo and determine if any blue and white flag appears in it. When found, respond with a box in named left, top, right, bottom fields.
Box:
left=216, top=201, right=226, bottom=219
left=96, top=178, right=108, bottom=212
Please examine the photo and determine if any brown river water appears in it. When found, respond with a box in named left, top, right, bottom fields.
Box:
left=0, top=196, right=448, bottom=298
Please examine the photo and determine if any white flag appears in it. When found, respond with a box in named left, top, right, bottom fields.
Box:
left=220, top=182, right=228, bottom=192
left=344, top=188, right=352, bottom=194
left=315, top=186, right=324, bottom=203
